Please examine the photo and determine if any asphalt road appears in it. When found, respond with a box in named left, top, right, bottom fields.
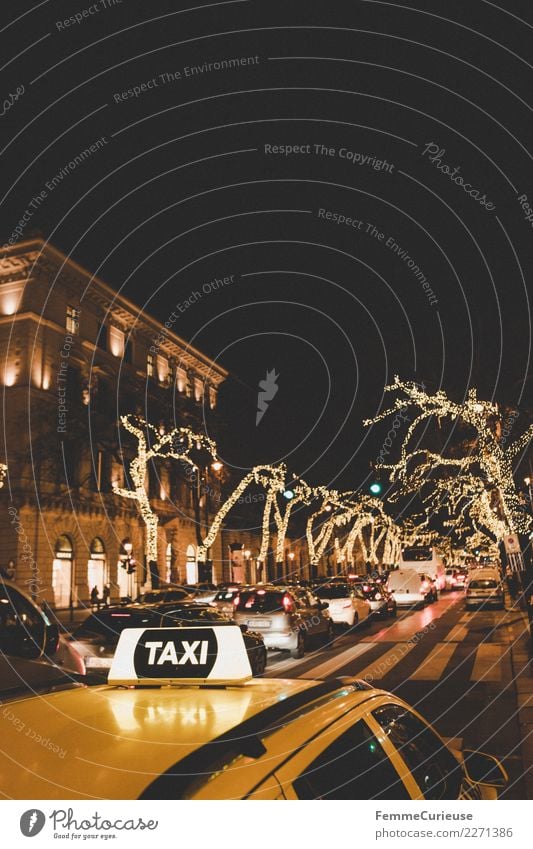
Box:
left=265, top=590, right=531, bottom=799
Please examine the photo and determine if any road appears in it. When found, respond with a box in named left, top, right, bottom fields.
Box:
left=265, top=590, right=532, bottom=799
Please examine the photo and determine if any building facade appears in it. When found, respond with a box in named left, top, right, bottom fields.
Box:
left=0, top=239, right=228, bottom=607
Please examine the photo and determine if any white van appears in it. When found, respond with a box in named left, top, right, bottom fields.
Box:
left=400, top=546, right=446, bottom=591
left=387, top=569, right=436, bottom=607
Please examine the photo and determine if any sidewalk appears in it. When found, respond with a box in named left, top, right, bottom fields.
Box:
left=508, top=608, right=533, bottom=799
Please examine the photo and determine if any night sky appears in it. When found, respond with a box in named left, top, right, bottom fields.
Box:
left=2, top=0, right=532, bottom=490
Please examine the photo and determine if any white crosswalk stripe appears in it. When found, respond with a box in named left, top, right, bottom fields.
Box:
left=409, top=642, right=458, bottom=680
left=299, top=642, right=376, bottom=679
left=444, top=624, right=468, bottom=642
left=470, top=644, right=504, bottom=682
left=355, top=641, right=416, bottom=683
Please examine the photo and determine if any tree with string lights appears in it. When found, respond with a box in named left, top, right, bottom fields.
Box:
left=113, top=415, right=218, bottom=584
left=365, top=377, right=533, bottom=542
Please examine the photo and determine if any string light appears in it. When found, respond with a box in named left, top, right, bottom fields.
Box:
left=365, top=378, right=533, bottom=543
left=113, top=415, right=218, bottom=564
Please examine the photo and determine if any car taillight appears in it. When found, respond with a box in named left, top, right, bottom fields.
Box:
left=421, top=581, right=429, bottom=591
left=363, top=585, right=369, bottom=591
left=282, top=593, right=294, bottom=612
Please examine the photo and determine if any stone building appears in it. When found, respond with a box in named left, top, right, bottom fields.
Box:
left=0, top=239, right=227, bottom=607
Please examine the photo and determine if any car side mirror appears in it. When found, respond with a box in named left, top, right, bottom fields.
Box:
left=462, top=749, right=508, bottom=788
left=319, top=601, right=329, bottom=609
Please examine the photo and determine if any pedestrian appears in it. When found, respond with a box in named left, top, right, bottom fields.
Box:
left=102, top=585, right=110, bottom=607
left=90, top=585, right=100, bottom=611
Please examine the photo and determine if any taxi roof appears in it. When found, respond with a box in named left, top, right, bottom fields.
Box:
left=0, top=677, right=320, bottom=799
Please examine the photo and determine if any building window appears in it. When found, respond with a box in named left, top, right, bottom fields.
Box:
left=66, top=306, right=80, bottom=335
left=96, top=321, right=108, bottom=351
left=146, top=352, right=155, bottom=378
left=194, top=376, right=204, bottom=402
left=88, top=537, right=107, bottom=597
left=109, top=326, right=125, bottom=358
left=209, top=385, right=217, bottom=409
left=157, top=355, right=169, bottom=385
left=176, top=366, right=187, bottom=393
left=52, top=535, right=74, bottom=609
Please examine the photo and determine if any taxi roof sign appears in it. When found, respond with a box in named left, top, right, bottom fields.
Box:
left=108, top=626, right=253, bottom=686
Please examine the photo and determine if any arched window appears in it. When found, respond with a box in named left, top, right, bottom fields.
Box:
left=52, top=535, right=73, bottom=608
left=87, top=537, right=107, bottom=596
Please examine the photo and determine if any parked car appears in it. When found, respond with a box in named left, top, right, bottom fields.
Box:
left=0, top=578, right=59, bottom=661
left=135, top=586, right=193, bottom=604
left=387, top=569, right=437, bottom=608
left=68, top=601, right=267, bottom=676
left=465, top=569, right=505, bottom=610
left=314, top=582, right=371, bottom=628
left=211, top=586, right=243, bottom=616
left=359, top=581, right=397, bottom=618
left=233, top=586, right=333, bottom=658
left=184, top=583, right=219, bottom=604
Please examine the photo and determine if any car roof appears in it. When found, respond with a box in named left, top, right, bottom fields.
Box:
left=0, top=677, right=335, bottom=798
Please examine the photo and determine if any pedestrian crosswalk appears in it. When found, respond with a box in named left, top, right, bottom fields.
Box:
left=265, top=612, right=514, bottom=685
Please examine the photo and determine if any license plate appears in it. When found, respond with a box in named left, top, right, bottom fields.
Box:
left=84, top=656, right=111, bottom=668
left=249, top=618, right=270, bottom=628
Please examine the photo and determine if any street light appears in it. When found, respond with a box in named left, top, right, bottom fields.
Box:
left=211, top=460, right=223, bottom=472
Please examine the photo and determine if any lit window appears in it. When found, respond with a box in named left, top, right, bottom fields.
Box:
left=66, top=306, right=80, bottom=335
left=147, top=352, right=155, bottom=378
left=157, top=355, right=169, bottom=385
left=109, top=326, right=125, bottom=358
left=176, top=367, right=187, bottom=393
left=194, top=377, right=204, bottom=402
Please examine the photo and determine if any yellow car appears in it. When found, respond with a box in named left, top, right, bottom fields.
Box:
left=0, top=626, right=507, bottom=800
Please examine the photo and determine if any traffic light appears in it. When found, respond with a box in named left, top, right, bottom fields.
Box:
left=369, top=481, right=383, bottom=496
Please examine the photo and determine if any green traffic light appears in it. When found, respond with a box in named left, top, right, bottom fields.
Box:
left=369, top=482, right=382, bottom=495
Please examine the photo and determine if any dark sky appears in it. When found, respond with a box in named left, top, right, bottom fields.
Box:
left=1, top=0, right=532, bottom=489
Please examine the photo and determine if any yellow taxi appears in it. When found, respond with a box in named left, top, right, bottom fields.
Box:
left=0, top=626, right=507, bottom=800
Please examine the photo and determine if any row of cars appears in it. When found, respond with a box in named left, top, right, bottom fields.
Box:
left=0, top=576, right=510, bottom=799
left=0, top=576, right=395, bottom=677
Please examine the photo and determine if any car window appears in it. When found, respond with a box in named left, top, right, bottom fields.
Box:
left=469, top=580, right=498, bottom=589
left=235, top=592, right=289, bottom=612
left=158, top=607, right=228, bottom=626
left=373, top=704, right=462, bottom=800
left=292, top=719, right=411, bottom=800
left=315, top=585, right=351, bottom=599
